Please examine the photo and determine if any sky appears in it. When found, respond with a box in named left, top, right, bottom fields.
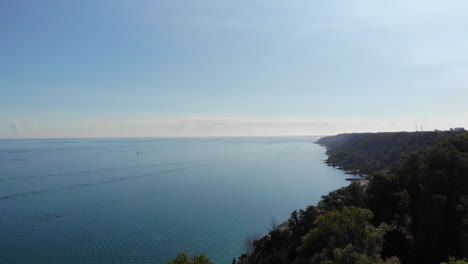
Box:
left=1, top=0, right=468, bottom=138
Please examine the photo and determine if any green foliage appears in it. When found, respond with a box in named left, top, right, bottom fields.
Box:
left=441, top=256, right=468, bottom=264
left=376, top=133, right=468, bottom=263
left=167, top=253, right=191, bottom=264
left=317, top=132, right=453, bottom=174
left=318, top=182, right=367, bottom=212
left=317, top=132, right=468, bottom=264
left=297, top=207, right=388, bottom=264
left=166, top=253, right=215, bottom=264
left=192, top=253, right=215, bottom=264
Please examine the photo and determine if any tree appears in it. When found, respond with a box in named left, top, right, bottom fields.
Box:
left=296, top=207, right=398, bottom=264
left=167, top=253, right=191, bottom=264
left=441, top=256, right=468, bottom=264
left=166, top=253, right=215, bottom=264
left=318, top=182, right=367, bottom=213
left=192, top=253, right=215, bottom=264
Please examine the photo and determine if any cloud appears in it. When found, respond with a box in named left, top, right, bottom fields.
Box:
left=0, top=120, right=48, bottom=138
left=9, top=120, right=22, bottom=134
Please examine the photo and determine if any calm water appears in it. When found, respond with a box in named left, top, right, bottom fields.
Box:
left=0, top=136, right=348, bottom=264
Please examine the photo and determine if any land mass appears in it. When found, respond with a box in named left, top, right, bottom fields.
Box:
left=316, top=131, right=454, bottom=175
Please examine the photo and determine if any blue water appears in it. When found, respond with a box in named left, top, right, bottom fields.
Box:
left=0, top=136, right=348, bottom=264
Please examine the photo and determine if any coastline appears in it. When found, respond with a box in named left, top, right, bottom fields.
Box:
left=316, top=141, right=370, bottom=185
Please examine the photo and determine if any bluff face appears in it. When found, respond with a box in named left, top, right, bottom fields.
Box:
left=316, top=131, right=453, bottom=175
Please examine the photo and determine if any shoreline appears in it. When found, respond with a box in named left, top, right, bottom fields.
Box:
left=317, top=141, right=370, bottom=185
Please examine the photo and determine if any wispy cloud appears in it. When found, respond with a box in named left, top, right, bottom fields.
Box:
left=2, top=120, right=47, bottom=138
left=9, top=120, right=22, bottom=134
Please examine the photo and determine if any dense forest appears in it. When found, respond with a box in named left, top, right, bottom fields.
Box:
left=168, top=131, right=468, bottom=264
left=316, top=132, right=455, bottom=175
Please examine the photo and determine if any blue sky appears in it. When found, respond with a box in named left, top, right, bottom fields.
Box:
left=1, top=0, right=468, bottom=138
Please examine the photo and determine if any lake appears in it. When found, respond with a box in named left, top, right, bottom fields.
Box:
left=0, top=136, right=348, bottom=264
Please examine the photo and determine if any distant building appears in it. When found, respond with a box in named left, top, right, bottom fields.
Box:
left=450, top=127, right=465, bottom=132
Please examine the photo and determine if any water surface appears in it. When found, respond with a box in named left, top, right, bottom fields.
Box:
left=0, top=136, right=348, bottom=264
